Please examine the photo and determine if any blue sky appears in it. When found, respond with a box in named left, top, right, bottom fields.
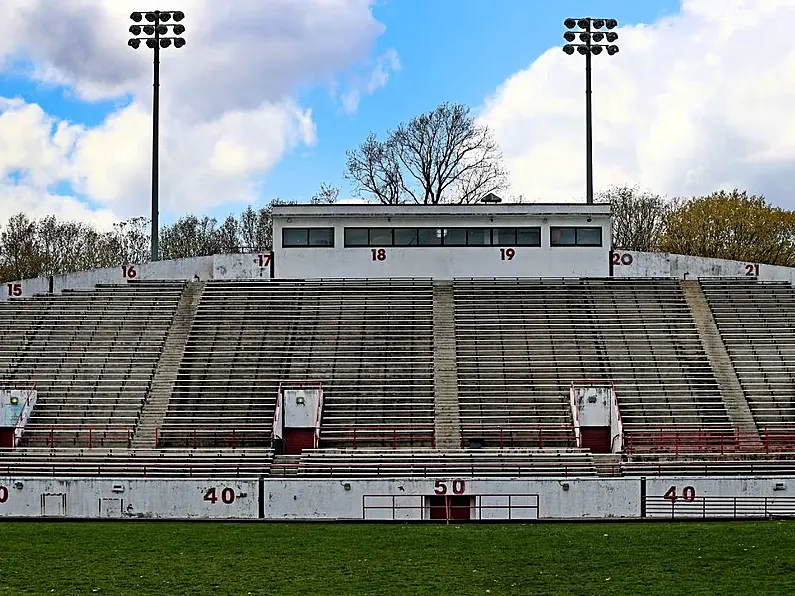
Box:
left=0, top=0, right=791, bottom=226
left=269, top=0, right=681, bottom=206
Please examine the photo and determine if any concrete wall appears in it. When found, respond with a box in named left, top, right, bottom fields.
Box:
left=0, top=478, right=258, bottom=519
left=262, top=477, right=638, bottom=520
left=1, top=253, right=273, bottom=302
left=612, top=250, right=795, bottom=282
left=273, top=213, right=612, bottom=279
left=2, top=476, right=794, bottom=520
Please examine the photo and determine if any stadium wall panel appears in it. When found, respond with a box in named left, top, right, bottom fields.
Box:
left=0, top=478, right=259, bottom=519
left=2, top=477, right=794, bottom=520
left=612, top=250, right=795, bottom=282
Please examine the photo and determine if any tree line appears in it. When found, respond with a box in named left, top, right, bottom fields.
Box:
left=2, top=101, right=792, bottom=283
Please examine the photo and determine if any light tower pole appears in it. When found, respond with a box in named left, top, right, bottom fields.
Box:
left=563, top=18, right=619, bottom=205
left=128, top=10, right=186, bottom=262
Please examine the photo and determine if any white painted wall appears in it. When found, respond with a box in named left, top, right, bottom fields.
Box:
left=213, top=253, right=272, bottom=280
left=0, top=478, right=258, bottom=519
left=612, top=250, right=795, bottom=283
left=1, top=476, right=795, bottom=520
left=273, top=213, right=611, bottom=279
left=1, top=253, right=273, bottom=302
left=283, top=389, right=320, bottom=428
left=262, top=477, right=638, bottom=520
left=645, top=477, right=795, bottom=518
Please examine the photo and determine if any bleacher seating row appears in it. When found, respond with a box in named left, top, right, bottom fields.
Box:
left=0, top=448, right=274, bottom=477
left=0, top=282, right=184, bottom=447
left=1, top=276, right=794, bottom=475
left=160, top=280, right=435, bottom=448
left=701, top=280, right=795, bottom=430
left=454, top=279, right=733, bottom=447
left=290, top=448, right=597, bottom=477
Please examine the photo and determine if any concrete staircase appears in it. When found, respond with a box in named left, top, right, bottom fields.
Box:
left=269, top=455, right=301, bottom=476
left=432, top=281, right=462, bottom=450
left=132, top=281, right=206, bottom=448
left=592, top=453, right=623, bottom=477
left=681, top=280, right=762, bottom=447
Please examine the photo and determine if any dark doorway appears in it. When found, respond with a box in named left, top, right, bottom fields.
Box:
left=428, top=496, right=471, bottom=520
left=283, top=428, right=315, bottom=455
left=581, top=426, right=611, bottom=453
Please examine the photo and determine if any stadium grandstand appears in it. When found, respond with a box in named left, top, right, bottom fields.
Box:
left=2, top=203, right=795, bottom=521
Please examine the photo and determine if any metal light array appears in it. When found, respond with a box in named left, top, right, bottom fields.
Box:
left=562, top=18, right=618, bottom=56
left=128, top=10, right=186, bottom=49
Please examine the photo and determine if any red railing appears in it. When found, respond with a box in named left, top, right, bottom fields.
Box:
left=624, top=426, right=795, bottom=455
left=327, top=426, right=436, bottom=449
left=460, top=425, right=576, bottom=449
left=23, top=426, right=133, bottom=449
left=154, top=426, right=272, bottom=449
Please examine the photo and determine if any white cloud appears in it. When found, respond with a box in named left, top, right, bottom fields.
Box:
left=480, top=0, right=795, bottom=207
left=0, top=0, right=387, bottom=223
left=340, top=48, right=401, bottom=114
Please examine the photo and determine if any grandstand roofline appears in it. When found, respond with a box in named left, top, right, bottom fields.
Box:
left=273, top=203, right=611, bottom=218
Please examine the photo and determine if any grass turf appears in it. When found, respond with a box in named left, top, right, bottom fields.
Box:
left=0, top=521, right=794, bottom=595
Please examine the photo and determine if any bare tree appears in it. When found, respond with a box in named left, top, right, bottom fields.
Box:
left=311, top=183, right=340, bottom=205
left=346, top=103, right=508, bottom=204
left=597, top=185, right=674, bottom=251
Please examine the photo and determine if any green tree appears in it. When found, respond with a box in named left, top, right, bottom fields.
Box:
left=660, top=190, right=795, bottom=266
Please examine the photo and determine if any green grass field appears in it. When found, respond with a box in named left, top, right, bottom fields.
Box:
left=1, top=521, right=794, bottom=595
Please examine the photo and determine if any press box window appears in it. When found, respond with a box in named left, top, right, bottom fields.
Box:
left=418, top=228, right=442, bottom=246
left=344, top=228, right=369, bottom=247
left=550, top=226, right=602, bottom=247
left=369, top=228, right=394, bottom=247
left=344, top=228, right=394, bottom=247
left=491, top=227, right=541, bottom=247
left=395, top=228, right=419, bottom=246
left=283, top=227, right=335, bottom=248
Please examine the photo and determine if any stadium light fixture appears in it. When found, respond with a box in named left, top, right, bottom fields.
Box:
left=128, top=10, right=187, bottom=262
left=562, top=17, right=619, bottom=205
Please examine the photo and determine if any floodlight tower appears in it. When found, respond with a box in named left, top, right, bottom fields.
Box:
left=562, top=18, right=619, bottom=205
left=128, top=10, right=186, bottom=262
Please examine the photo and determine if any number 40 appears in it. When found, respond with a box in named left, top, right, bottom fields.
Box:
left=664, top=485, right=696, bottom=503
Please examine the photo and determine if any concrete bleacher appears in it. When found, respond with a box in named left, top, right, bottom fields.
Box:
left=623, top=458, right=795, bottom=476
left=453, top=279, right=733, bottom=448
left=0, top=282, right=184, bottom=447
left=160, top=279, right=435, bottom=448
left=0, top=448, right=273, bottom=477
left=292, top=448, right=596, bottom=477
left=701, top=279, right=795, bottom=436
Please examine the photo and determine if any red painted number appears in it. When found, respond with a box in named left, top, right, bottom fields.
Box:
left=0, top=485, right=7, bottom=503
left=612, top=252, right=634, bottom=266
left=257, top=253, right=272, bottom=267
left=6, top=283, right=22, bottom=297
left=204, top=487, right=235, bottom=505
left=664, top=485, right=696, bottom=503
left=745, top=263, right=759, bottom=277
left=500, top=248, right=515, bottom=261
left=434, top=480, right=466, bottom=495
left=371, top=248, right=387, bottom=262
left=122, top=265, right=137, bottom=279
